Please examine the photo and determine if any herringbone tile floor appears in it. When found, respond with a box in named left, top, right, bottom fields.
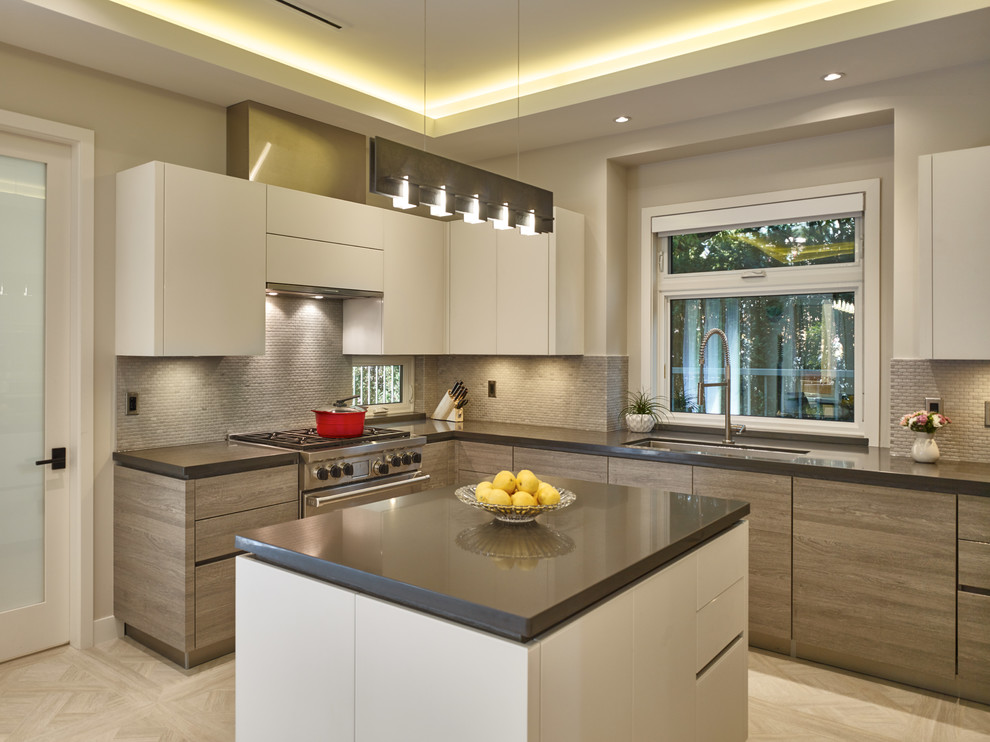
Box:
left=1, top=639, right=988, bottom=740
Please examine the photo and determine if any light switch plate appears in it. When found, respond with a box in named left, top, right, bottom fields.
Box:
left=925, top=397, right=942, bottom=415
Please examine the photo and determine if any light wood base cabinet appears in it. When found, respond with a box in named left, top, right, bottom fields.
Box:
left=693, top=467, right=791, bottom=651
left=958, top=495, right=990, bottom=689
left=114, top=464, right=297, bottom=667
left=793, top=477, right=956, bottom=678
left=607, top=456, right=693, bottom=494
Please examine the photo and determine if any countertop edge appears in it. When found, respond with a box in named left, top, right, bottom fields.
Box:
left=112, top=448, right=299, bottom=480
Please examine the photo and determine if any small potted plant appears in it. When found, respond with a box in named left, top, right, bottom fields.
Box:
left=619, top=390, right=669, bottom=433
left=899, top=409, right=951, bottom=463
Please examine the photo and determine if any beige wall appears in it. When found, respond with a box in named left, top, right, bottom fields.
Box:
left=0, top=42, right=228, bottom=627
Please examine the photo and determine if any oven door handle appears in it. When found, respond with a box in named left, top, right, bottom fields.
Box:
left=305, top=473, right=431, bottom=509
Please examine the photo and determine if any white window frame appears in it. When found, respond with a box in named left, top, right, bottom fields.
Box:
left=351, top=355, right=415, bottom=416
left=639, top=180, right=880, bottom=442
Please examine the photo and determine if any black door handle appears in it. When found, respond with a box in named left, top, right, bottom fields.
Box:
left=35, top=447, right=66, bottom=470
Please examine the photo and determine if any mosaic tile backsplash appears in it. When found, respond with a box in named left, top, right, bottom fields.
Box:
left=889, top=358, right=990, bottom=462
left=116, top=296, right=628, bottom=450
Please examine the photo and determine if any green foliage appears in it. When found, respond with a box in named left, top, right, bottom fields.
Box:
left=619, top=390, right=670, bottom=423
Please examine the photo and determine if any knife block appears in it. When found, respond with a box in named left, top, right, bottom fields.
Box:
left=430, top=392, right=464, bottom=422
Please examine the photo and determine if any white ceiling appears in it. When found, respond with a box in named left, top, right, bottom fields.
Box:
left=3, top=0, right=990, bottom=161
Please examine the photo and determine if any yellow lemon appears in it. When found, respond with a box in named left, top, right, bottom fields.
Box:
left=537, top=486, right=561, bottom=506
left=487, top=488, right=512, bottom=506
left=475, top=481, right=493, bottom=495
left=492, top=470, right=517, bottom=495
left=511, top=491, right=538, bottom=507
left=475, top=489, right=490, bottom=503
left=515, top=469, right=541, bottom=494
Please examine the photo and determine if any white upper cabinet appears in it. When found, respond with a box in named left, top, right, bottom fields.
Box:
left=115, top=162, right=267, bottom=356
left=496, top=228, right=550, bottom=355
left=342, top=209, right=446, bottom=355
left=267, top=184, right=382, bottom=248
left=448, top=207, right=584, bottom=356
left=921, top=144, right=990, bottom=359
left=448, top=220, right=498, bottom=355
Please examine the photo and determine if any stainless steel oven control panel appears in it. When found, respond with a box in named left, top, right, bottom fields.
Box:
left=299, top=437, right=426, bottom=493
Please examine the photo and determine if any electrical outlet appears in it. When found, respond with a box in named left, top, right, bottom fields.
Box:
left=925, top=397, right=942, bottom=415
left=488, top=380, right=497, bottom=398
left=126, top=392, right=139, bottom=416
left=985, top=401, right=990, bottom=428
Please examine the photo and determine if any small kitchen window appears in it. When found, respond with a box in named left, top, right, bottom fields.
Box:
left=351, top=356, right=414, bottom=415
left=648, top=181, right=880, bottom=441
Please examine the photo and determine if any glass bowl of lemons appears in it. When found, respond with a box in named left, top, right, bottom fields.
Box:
left=454, top=469, right=576, bottom=523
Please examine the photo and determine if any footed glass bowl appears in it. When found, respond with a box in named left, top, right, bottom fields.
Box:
left=454, top=485, right=576, bottom=523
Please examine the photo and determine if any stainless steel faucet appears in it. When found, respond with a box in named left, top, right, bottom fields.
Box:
left=698, top=328, right=744, bottom=444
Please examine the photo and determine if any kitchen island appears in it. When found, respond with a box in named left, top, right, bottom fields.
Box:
left=234, top=478, right=750, bottom=742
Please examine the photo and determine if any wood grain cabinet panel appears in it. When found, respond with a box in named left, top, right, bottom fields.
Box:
left=195, top=558, right=236, bottom=648
left=455, top=441, right=513, bottom=485
left=513, top=447, right=607, bottom=484
left=115, top=463, right=299, bottom=667
left=792, top=478, right=956, bottom=678
left=959, top=495, right=990, bottom=542
left=959, top=540, right=990, bottom=590
left=420, top=441, right=454, bottom=489
left=195, top=501, right=298, bottom=562
left=607, top=457, right=693, bottom=493
left=958, top=591, right=990, bottom=686
left=692, top=467, right=791, bottom=646
left=195, top=466, right=297, bottom=520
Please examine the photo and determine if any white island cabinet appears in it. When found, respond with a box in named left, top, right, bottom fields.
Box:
left=235, top=481, right=748, bottom=742
left=116, top=162, right=267, bottom=356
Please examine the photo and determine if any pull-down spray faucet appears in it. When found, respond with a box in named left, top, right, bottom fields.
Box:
left=698, top=328, right=743, bottom=444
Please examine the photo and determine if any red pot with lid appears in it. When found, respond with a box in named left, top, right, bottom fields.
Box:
left=312, top=396, right=367, bottom=437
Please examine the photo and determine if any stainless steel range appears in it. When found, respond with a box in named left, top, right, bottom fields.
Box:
left=229, top=427, right=429, bottom=517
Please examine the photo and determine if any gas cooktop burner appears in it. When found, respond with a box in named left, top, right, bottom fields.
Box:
left=230, top=426, right=410, bottom=451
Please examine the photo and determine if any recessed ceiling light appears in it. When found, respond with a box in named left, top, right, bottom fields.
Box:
left=614, top=115, right=631, bottom=123
left=822, top=72, right=845, bottom=82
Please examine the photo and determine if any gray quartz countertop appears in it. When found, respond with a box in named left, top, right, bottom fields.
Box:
left=386, top=418, right=990, bottom=496
left=235, top=477, right=750, bottom=642
left=112, top=441, right=298, bottom=479
left=112, top=418, right=990, bottom=496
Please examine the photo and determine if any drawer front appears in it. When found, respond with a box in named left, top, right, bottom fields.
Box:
left=697, top=521, right=748, bottom=609
left=696, top=636, right=748, bottom=742
left=607, top=457, right=693, bottom=494
left=455, top=442, right=513, bottom=479
left=959, top=539, right=990, bottom=590
left=958, top=591, right=990, bottom=685
left=195, top=501, right=298, bottom=562
left=513, top=447, right=607, bottom=484
left=195, top=558, right=235, bottom=648
left=697, top=577, right=746, bottom=674
left=960, top=495, right=990, bottom=542
left=195, top=465, right=297, bottom=520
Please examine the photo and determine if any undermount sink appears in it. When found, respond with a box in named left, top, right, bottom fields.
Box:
left=624, top=437, right=810, bottom=461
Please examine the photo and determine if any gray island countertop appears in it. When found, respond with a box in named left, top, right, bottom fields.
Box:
left=235, top=477, right=750, bottom=641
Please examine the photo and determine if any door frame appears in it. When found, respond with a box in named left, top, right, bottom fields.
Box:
left=0, top=108, right=95, bottom=650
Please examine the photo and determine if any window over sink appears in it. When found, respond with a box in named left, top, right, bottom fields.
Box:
left=647, top=181, right=880, bottom=441
left=351, top=356, right=414, bottom=415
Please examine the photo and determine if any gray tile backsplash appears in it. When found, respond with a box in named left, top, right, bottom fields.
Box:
left=889, top=358, right=990, bottom=462
left=116, top=296, right=628, bottom=450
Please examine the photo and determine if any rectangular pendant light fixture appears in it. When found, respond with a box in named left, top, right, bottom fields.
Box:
left=370, top=137, right=554, bottom=233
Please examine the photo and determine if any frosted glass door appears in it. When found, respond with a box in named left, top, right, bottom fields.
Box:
left=0, top=132, right=70, bottom=662
left=0, top=154, right=46, bottom=613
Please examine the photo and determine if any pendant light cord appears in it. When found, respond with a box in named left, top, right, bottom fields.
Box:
left=423, top=0, right=428, bottom=152
left=516, top=0, right=521, bottom=181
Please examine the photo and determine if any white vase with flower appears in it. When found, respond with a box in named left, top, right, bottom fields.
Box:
left=899, top=410, right=951, bottom=463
